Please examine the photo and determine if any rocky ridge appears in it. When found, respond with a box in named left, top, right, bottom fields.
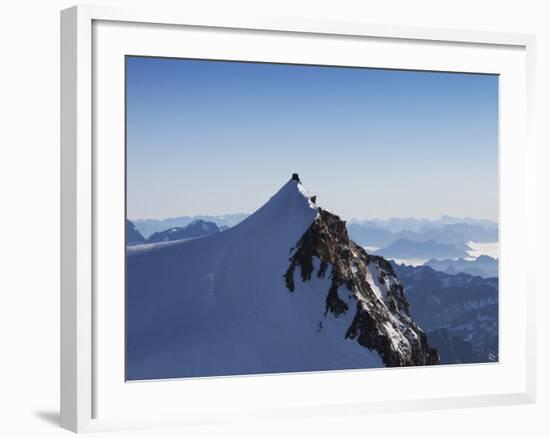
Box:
left=285, top=207, right=439, bottom=367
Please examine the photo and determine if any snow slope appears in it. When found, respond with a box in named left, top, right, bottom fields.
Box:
left=127, top=179, right=385, bottom=379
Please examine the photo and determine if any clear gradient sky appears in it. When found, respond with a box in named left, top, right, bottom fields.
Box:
left=126, top=56, right=498, bottom=221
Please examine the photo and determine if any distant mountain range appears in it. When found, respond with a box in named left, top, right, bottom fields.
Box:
left=347, top=216, right=497, bottom=264
left=346, top=222, right=395, bottom=247
left=392, top=262, right=498, bottom=364
left=127, top=218, right=220, bottom=246
left=349, top=216, right=498, bottom=233
left=133, top=214, right=497, bottom=245
left=146, top=220, right=220, bottom=243
left=126, top=219, right=146, bottom=245
left=131, top=213, right=498, bottom=265
left=374, top=238, right=468, bottom=260
left=424, top=255, right=498, bottom=279
left=348, top=220, right=497, bottom=249
left=132, top=214, right=248, bottom=239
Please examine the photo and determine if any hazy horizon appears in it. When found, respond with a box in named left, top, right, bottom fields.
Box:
left=128, top=205, right=497, bottom=223
left=127, top=57, right=498, bottom=222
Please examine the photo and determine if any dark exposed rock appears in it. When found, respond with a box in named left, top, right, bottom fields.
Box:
left=285, top=208, right=439, bottom=367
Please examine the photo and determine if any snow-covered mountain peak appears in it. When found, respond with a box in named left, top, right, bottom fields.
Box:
left=126, top=175, right=438, bottom=379
left=256, top=175, right=317, bottom=214
left=228, top=175, right=319, bottom=239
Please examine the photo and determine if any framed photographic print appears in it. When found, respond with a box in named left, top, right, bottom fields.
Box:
left=61, top=5, right=536, bottom=433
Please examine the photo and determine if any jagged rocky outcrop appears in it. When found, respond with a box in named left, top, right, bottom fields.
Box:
left=285, top=208, right=439, bottom=367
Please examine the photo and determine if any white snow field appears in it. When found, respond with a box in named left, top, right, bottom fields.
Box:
left=127, top=180, right=383, bottom=380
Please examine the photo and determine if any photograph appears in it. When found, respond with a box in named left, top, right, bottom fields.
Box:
left=125, top=56, right=499, bottom=381
left=1, top=0, right=543, bottom=436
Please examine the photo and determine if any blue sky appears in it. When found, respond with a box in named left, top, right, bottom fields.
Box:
left=126, top=57, right=498, bottom=221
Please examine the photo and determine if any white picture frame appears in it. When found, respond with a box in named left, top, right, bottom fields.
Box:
left=60, top=4, right=536, bottom=433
